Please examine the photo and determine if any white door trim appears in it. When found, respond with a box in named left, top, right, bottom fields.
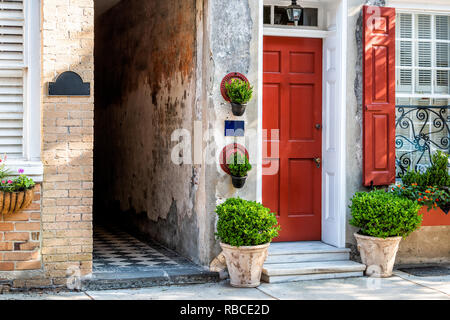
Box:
left=257, top=0, right=348, bottom=248
left=264, top=27, right=333, bottom=38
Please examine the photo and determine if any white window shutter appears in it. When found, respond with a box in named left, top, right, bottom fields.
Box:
left=417, top=14, right=432, bottom=39
left=0, top=0, right=24, bottom=158
left=435, top=16, right=449, bottom=94
left=436, top=15, right=449, bottom=41
left=399, top=13, right=412, bottom=39
left=397, top=14, right=413, bottom=93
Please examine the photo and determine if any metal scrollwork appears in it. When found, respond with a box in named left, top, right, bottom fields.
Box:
left=395, top=105, right=450, bottom=178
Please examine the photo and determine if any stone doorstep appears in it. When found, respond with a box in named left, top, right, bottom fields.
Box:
left=267, top=242, right=351, bottom=256
left=261, top=271, right=365, bottom=284
left=265, top=252, right=351, bottom=264
left=263, top=260, right=367, bottom=277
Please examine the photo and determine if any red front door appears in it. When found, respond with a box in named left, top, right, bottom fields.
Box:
left=262, top=36, right=323, bottom=242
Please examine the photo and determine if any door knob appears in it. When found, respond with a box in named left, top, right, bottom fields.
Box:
left=313, top=158, right=321, bottom=169
left=315, top=124, right=322, bottom=130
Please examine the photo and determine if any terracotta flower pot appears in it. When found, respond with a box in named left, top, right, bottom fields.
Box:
left=354, top=233, right=402, bottom=278
left=220, top=242, right=270, bottom=288
left=0, top=187, right=34, bottom=215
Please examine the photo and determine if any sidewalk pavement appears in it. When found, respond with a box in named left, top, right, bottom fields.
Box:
left=1, top=271, right=449, bottom=300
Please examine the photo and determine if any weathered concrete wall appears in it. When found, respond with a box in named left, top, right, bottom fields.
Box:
left=346, top=0, right=449, bottom=265
left=397, top=226, right=450, bottom=265
left=94, top=0, right=203, bottom=262
left=202, top=0, right=261, bottom=264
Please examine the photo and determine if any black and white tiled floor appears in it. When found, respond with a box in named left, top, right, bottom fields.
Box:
left=88, top=226, right=219, bottom=289
left=93, top=226, right=191, bottom=273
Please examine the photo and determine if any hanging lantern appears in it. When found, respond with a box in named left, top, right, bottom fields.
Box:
left=286, top=0, right=303, bottom=23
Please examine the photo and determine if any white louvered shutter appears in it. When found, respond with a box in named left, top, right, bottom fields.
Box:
left=397, top=13, right=413, bottom=93
left=435, top=15, right=449, bottom=94
left=0, top=0, right=24, bottom=158
left=416, top=14, right=432, bottom=93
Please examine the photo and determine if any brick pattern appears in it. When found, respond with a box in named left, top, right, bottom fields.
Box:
left=40, top=0, right=94, bottom=285
left=0, top=185, right=42, bottom=272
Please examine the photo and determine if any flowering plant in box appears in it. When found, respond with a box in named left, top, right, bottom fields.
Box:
left=0, top=155, right=36, bottom=215
left=394, top=151, right=450, bottom=214
left=391, top=184, right=449, bottom=213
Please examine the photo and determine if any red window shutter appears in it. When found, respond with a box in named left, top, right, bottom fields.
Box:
left=363, top=5, right=396, bottom=187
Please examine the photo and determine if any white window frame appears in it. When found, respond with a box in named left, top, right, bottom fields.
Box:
left=395, top=10, right=450, bottom=99
left=390, top=1, right=450, bottom=177
left=5, top=0, right=42, bottom=182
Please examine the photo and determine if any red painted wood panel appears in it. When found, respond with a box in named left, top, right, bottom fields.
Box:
left=363, top=5, right=396, bottom=186
left=263, top=36, right=322, bottom=242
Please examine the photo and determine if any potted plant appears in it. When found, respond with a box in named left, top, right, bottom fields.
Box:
left=227, top=152, right=252, bottom=189
left=0, top=157, right=35, bottom=215
left=393, top=151, right=450, bottom=223
left=224, top=78, right=253, bottom=116
left=215, top=198, right=280, bottom=287
left=350, top=190, right=422, bottom=278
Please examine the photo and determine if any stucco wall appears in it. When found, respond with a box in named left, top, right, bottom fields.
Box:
left=346, top=0, right=449, bottom=265
left=94, top=0, right=203, bottom=262
left=202, top=0, right=261, bottom=263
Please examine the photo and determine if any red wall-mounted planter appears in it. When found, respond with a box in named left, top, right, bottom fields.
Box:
left=420, top=206, right=450, bottom=227
left=219, top=143, right=249, bottom=176
left=220, top=72, right=249, bottom=102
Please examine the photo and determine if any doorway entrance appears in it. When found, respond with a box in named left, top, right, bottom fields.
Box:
left=262, top=36, right=323, bottom=242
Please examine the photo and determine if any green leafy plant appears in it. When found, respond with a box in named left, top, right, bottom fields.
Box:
left=0, top=179, right=15, bottom=193
left=0, top=155, right=13, bottom=180
left=13, top=172, right=36, bottom=192
left=228, top=153, right=252, bottom=177
left=398, top=151, right=450, bottom=213
left=225, top=79, right=254, bottom=105
left=401, top=151, right=450, bottom=187
left=0, top=168, right=35, bottom=193
left=350, top=190, right=422, bottom=239
left=391, top=184, right=449, bottom=213
left=215, top=198, right=280, bottom=247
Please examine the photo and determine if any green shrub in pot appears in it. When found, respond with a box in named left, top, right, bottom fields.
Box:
left=349, top=189, right=422, bottom=277
left=215, top=198, right=280, bottom=247
left=350, top=190, right=422, bottom=238
left=215, top=198, right=280, bottom=287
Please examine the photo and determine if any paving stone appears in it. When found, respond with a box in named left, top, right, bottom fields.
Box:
left=258, top=276, right=450, bottom=300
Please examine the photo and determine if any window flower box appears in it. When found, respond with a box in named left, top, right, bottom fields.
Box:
left=0, top=187, right=34, bottom=215
left=420, top=206, right=450, bottom=227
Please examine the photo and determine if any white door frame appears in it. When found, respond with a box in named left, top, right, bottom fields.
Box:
left=257, top=0, right=348, bottom=248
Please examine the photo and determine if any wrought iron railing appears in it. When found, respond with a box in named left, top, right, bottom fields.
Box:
left=395, top=105, right=450, bottom=178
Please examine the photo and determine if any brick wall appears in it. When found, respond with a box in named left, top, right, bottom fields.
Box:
left=0, top=185, right=42, bottom=272
left=40, top=0, right=94, bottom=286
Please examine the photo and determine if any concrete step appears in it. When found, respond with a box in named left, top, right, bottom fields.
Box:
left=262, top=242, right=366, bottom=284
left=262, top=271, right=364, bottom=284
left=266, top=252, right=350, bottom=264
left=265, top=242, right=351, bottom=264
left=268, top=242, right=351, bottom=256
left=263, top=260, right=367, bottom=277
